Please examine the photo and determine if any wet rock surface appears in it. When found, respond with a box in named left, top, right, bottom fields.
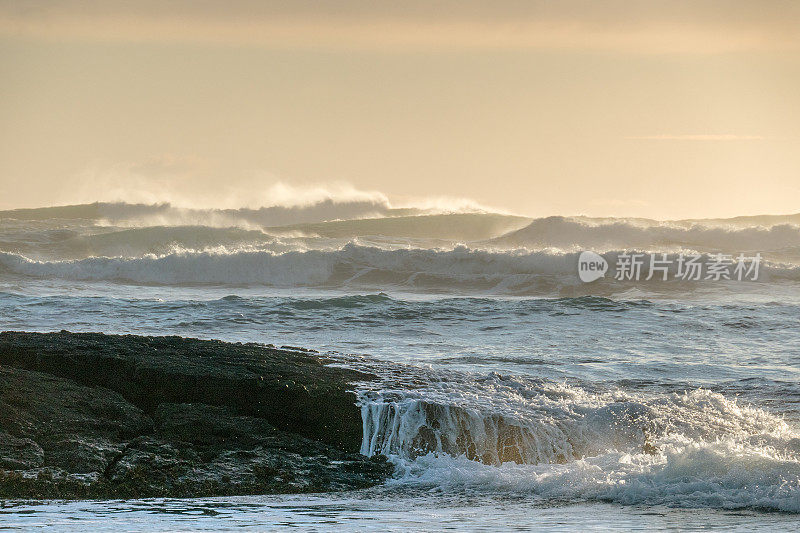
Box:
left=0, top=332, right=390, bottom=499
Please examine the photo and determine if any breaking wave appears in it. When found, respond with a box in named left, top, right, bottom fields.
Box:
left=491, top=216, right=800, bottom=256
left=0, top=197, right=481, bottom=229
left=4, top=204, right=800, bottom=266
left=1, top=245, right=798, bottom=294
left=355, top=370, right=800, bottom=512
left=0, top=214, right=530, bottom=260
left=3, top=197, right=800, bottom=513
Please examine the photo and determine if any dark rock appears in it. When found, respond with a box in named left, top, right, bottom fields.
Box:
left=0, top=331, right=371, bottom=450
left=0, top=332, right=391, bottom=499
left=0, top=433, right=43, bottom=470
left=0, top=364, right=150, bottom=477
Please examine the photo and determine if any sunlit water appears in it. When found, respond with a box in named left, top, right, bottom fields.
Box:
left=1, top=206, right=799, bottom=529
left=2, top=492, right=799, bottom=532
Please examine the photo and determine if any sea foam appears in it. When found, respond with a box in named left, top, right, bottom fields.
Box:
left=1, top=245, right=798, bottom=295
left=357, top=371, right=800, bottom=512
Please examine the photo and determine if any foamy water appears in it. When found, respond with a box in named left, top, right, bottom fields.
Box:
left=1, top=199, right=799, bottom=529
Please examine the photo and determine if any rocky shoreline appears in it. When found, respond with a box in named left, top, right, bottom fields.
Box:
left=0, top=331, right=391, bottom=499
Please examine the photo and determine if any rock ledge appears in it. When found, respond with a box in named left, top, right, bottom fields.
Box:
left=0, top=331, right=390, bottom=499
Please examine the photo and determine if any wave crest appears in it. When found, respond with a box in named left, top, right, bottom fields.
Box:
left=1, top=245, right=798, bottom=293
left=492, top=216, right=800, bottom=256
left=356, top=371, right=800, bottom=512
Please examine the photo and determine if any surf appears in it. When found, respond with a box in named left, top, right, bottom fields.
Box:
left=355, top=369, right=800, bottom=512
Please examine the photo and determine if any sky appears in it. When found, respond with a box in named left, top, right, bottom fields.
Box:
left=1, top=0, right=799, bottom=219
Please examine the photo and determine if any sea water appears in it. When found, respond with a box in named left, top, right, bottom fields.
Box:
left=1, top=202, right=799, bottom=530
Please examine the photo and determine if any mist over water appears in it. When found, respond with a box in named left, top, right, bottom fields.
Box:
left=1, top=194, right=800, bottom=526
left=1, top=198, right=799, bottom=295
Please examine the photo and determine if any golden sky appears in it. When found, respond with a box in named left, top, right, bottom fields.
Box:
left=1, top=1, right=799, bottom=218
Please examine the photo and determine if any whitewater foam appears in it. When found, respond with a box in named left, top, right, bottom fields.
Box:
left=1, top=245, right=798, bottom=296
left=355, top=370, right=800, bottom=512
left=387, top=442, right=800, bottom=512
left=2, top=198, right=800, bottom=518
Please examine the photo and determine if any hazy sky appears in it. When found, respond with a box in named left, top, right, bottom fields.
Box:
left=1, top=0, right=799, bottom=218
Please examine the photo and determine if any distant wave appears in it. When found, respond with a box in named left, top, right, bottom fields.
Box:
left=0, top=245, right=577, bottom=290
left=0, top=198, right=472, bottom=228
left=1, top=245, right=798, bottom=294
left=272, top=212, right=530, bottom=241
left=2, top=203, right=800, bottom=293
left=0, top=214, right=531, bottom=260
left=5, top=210, right=800, bottom=262
left=5, top=203, right=800, bottom=258
left=491, top=216, right=800, bottom=255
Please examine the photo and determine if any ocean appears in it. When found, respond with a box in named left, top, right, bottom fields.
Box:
left=1, top=200, right=799, bottom=530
